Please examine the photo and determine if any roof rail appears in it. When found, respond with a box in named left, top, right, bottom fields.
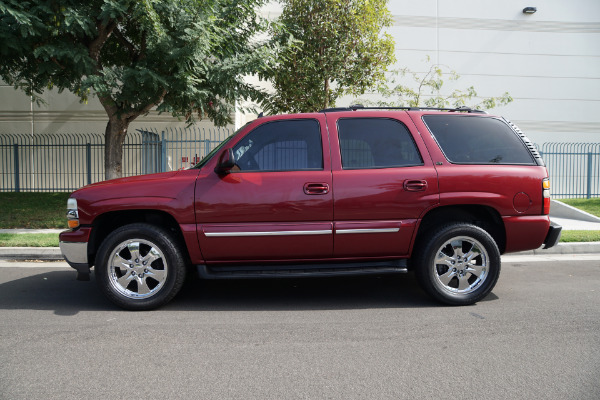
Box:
left=319, top=104, right=487, bottom=114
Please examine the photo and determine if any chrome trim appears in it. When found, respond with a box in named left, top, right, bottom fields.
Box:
left=67, top=209, right=79, bottom=219
left=431, top=235, right=489, bottom=295
left=205, top=229, right=332, bottom=237
left=59, top=241, right=88, bottom=264
left=335, top=228, right=400, bottom=235
left=107, top=238, right=168, bottom=300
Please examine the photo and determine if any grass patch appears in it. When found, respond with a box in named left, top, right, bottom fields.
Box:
left=559, top=230, right=600, bottom=243
left=558, top=198, right=600, bottom=218
left=0, top=192, right=70, bottom=229
left=0, top=233, right=59, bottom=247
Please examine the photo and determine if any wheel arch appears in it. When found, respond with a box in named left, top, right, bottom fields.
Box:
left=88, top=209, right=190, bottom=267
left=414, top=205, right=506, bottom=254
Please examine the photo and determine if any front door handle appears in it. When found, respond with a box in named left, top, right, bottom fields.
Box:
left=304, top=183, right=330, bottom=195
left=404, top=180, right=428, bottom=192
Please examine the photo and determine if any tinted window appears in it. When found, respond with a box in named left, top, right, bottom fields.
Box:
left=233, top=119, right=323, bottom=171
left=337, top=118, right=422, bottom=169
left=423, top=115, right=535, bottom=164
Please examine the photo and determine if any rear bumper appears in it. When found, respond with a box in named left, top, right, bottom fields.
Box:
left=503, top=215, right=551, bottom=253
left=543, top=221, right=562, bottom=249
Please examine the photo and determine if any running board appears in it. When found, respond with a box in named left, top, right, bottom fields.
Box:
left=196, top=260, right=408, bottom=280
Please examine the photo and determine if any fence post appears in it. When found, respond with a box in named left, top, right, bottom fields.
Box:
left=13, top=144, right=20, bottom=192
left=86, top=143, right=92, bottom=185
left=161, top=131, right=167, bottom=172
left=587, top=152, right=593, bottom=199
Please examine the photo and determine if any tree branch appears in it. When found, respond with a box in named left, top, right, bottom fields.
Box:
left=123, top=89, right=168, bottom=123
left=113, top=27, right=136, bottom=60
left=98, top=94, right=118, bottom=117
left=137, top=31, right=147, bottom=62
left=50, top=57, right=66, bottom=70
left=88, top=19, right=118, bottom=67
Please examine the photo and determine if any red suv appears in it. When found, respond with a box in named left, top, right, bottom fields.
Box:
left=59, top=106, right=561, bottom=310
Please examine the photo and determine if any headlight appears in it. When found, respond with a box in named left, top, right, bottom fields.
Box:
left=66, top=198, right=79, bottom=229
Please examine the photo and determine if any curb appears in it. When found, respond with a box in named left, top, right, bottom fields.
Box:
left=513, top=242, right=600, bottom=256
left=0, top=242, right=599, bottom=262
left=0, top=247, right=64, bottom=261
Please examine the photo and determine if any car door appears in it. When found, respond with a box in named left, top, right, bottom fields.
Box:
left=327, top=113, right=439, bottom=257
left=195, top=115, right=333, bottom=262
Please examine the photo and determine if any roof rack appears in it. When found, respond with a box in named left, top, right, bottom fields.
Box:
left=319, top=104, right=487, bottom=114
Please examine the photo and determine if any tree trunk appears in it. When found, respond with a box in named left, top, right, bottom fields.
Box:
left=323, top=78, right=330, bottom=110
left=104, top=117, right=130, bottom=180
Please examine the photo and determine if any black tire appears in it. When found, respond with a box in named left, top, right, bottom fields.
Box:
left=413, top=223, right=501, bottom=306
left=95, top=223, right=187, bottom=310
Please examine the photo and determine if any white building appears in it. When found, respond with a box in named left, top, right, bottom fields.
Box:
left=2, top=0, right=599, bottom=146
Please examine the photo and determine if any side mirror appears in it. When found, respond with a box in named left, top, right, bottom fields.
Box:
left=214, top=148, right=236, bottom=175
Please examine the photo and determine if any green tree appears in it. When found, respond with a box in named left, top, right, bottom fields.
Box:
left=357, top=60, right=513, bottom=110
left=263, top=0, right=395, bottom=114
left=0, top=0, right=279, bottom=179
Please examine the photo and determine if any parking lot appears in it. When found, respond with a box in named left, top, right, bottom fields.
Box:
left=1, top=255, right=599, bottom=399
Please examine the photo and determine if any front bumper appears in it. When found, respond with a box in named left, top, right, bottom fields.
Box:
left=59, top=240, right=88, bottom=265
left=59, top=228, right=92, bottom=280
left=543, top=221, right=562, bottom=249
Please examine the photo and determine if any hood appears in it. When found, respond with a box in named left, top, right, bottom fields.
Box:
left=70, top=169, right=200, bottom=224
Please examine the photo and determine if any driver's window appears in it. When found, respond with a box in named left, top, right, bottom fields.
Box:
left=232, top=119, right=323, bottom=172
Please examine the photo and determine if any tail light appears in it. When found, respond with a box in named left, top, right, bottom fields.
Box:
left=542, top=178, right=551, bottom=215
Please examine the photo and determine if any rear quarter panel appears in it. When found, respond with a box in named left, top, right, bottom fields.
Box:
left=409, top=112, right=551, bottom=252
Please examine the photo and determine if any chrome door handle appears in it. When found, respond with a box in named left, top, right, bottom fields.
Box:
left=403, top=180, right=428, bottom=192
left=304, top=183, right=330, bottom=195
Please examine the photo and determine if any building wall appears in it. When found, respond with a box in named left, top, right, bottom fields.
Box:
left=2, top=1, right=599, bottom=146
left=253, top=0, right=600, bottom=145
left=379, top=0, right=600, bottom=145
left=0, top=84, right=231, bottom=135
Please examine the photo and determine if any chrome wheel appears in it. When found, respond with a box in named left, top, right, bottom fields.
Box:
left=107, top=239, right=168, bottom=300
left=432, top=236, right=489, bottom=295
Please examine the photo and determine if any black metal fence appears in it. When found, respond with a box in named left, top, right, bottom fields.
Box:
left=0, top=127, right=230, bottom=192
left=538, top=143, right=600, bottom=199
left=0, top=130, right=598, bottom=198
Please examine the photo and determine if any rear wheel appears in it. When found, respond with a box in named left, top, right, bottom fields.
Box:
left=414, top=224, right=501, bottom=305
left=95, top=223, right=187, bottom=310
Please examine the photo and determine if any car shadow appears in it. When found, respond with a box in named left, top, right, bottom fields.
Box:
left=168, top=272, right=440, bottom=311
left=0, top=269, right=441, bottom=314
left=0, top=270, right=109, bottom=316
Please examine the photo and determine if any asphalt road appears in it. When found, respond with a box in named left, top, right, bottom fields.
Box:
left=1, top=256, right=599, bottom=400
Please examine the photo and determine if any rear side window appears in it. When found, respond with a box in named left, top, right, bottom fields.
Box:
left=423, top=115, right=535, bottom=165
left=337, top=118, right=422, bottom=169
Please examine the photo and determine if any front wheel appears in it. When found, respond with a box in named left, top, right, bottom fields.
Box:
left=414, top=224, right=501, bottom=306
left=95, top=223, right=187, bottom=310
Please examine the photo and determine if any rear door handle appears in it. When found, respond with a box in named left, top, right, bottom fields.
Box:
left=304, top=183, right=330, bottom=195
left=403, top=180, right=428, bottom=192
